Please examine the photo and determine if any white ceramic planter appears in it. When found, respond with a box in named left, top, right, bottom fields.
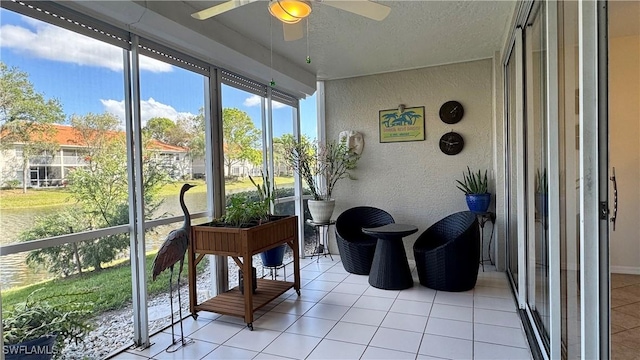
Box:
left=308, top=199, right=336, bottom=224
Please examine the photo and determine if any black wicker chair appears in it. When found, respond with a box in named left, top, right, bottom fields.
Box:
left=335, top=206, right=395, bottom=275
left=413, top=211, right=480, bottom=292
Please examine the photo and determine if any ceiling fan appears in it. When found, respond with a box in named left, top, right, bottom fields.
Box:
left=191, top=0, right=391, bottom=41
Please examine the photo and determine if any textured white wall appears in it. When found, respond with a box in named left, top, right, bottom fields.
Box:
left=609, top=34, right=640, bottom=273
left=325, top=59, right=495, bottom=259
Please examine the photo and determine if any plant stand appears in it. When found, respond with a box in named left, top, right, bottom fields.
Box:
left=474, top=211, right=496, bottom=271
left=305, top=219, right=335, bottom=262
left=188, top=216, right=301, bottom=330
left=261, top=259, right=292, bottom=280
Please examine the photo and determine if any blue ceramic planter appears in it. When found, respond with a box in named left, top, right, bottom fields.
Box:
left=466, top=193, right=491, bottom=213
left=260, top=245, right=286, bottom=267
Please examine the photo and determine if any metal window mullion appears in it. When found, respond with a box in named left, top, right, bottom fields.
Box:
left=261, top=96, right=268, bottom=178
left=524, top=306, right=550, bottom=359
left=501, top=1, right=534, bottom=66
left=207, top=68, right=228, bottom=295
left=558, top=4, right=581, bottom=355
left=293, top=94, right=304, bottom=259
left=126, top=38, right=149, bottom=348
left=266, top=88, right=275, bottom=205
left=597, top=2, right=610, bottom=358
left=515, top=28, right=527, bottom=308
left=546, top=1, right=562, bottom=359
left=502, top=42, right=514, bottom=276
left=316, top=81, right=327, bottom=200
left=578, top=0, right=602, bottom=358
left=524, top=21, right=537, bottom=314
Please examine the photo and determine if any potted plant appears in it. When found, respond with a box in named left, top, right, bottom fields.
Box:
left=2, top=290, right=92, bottom=359
left=282, top=137, right=360, bottom=223
left=248, top=171, right=286, bottom=268
left=456, top=167, right=491, bottom=213
left=189, top=194, right=300, bottom=326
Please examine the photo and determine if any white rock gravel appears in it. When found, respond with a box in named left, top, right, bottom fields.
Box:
left=61, top=239, right=321, bottom=359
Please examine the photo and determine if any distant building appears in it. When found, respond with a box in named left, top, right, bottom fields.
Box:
left=0, top=124, right=190, bottom=188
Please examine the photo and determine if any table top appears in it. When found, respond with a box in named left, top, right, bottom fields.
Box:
left=362, top=223, right=418, bottom=238
left=306, top=219, right=336, bottom=226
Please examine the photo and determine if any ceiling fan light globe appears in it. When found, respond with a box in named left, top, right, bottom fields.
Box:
left=269, top=0, right=312, bottom=24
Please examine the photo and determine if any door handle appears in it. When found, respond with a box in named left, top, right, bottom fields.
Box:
left=610, top=167, right=617, bottom=231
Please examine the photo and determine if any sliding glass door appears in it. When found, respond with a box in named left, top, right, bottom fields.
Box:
left=505, top=38, right=520, bottom=291
left=525, top=1, right=550, bottom=350
left=504, top=1, right=609, bottom=358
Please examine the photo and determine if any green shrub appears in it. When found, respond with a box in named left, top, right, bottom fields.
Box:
left=2, top=289, right=93, bottom=357
left=3, top=179, right=20, bottom=189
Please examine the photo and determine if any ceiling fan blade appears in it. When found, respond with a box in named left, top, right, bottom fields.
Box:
left=321, top=0, right=391, bottom=21
left=191, top=0, right=258, bottom=20
left=283, top=22, right=304, bottom=41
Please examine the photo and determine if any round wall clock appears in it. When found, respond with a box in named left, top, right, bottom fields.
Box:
left=439, top=101, right=464, bottom=124
left=439, top=131, right=464, bottom=155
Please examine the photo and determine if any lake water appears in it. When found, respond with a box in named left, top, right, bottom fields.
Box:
left=0, top=184, right=301, bottom=290
left=0, top=191, right=211, bottom=290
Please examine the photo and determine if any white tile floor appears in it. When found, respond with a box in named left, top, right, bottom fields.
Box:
left=112, top=256, right=532, bottom=360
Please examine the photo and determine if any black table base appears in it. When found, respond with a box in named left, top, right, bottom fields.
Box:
left=368, top=238, right=414, bottom=290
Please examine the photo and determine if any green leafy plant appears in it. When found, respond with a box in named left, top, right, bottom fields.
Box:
left=281, top=138, right=359, bottom=200
left=536, top=168, right=548, bottom=194
left=249, top=169, right=275, bottom=216
left=3, top=179, right=20, bottom=189
left=2, top=289, right=93, bottom=357
left=456, top=167, right=489, bottom=195
left=223, top=193, right=268, bottom=227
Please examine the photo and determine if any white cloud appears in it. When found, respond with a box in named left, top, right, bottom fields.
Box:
left=243, top=95, right=262, bottom=107
left=243, top=94, right=287, bottom=109
left=101, top=98, right=195, bottom=127
left=0, top=19, right=172, bottom=73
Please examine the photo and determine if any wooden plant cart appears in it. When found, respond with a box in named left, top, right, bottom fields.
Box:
left=188, top=215, right=300, bottom=330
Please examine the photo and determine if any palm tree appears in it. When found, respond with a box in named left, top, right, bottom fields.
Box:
left=402, top=110, right=422, bottom=125
left=381, top=113, right=398, bottom=127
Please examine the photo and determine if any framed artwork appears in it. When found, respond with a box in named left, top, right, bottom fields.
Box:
left=379, top=106, right=425, bottom=143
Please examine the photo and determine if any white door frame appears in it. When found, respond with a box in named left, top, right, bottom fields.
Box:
left=578, top=0, right=609, bottom=358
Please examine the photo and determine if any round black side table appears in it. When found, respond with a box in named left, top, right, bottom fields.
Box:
left=362, top=223, right=418, bottom=290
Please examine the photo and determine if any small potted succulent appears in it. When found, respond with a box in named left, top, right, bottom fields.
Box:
left=2, top=290, right=92, bottom=359
left=456, top=167, right=491, bottom=213
left=535, top=168, right=548, bottom=217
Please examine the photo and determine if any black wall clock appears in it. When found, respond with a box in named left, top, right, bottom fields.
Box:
left=439, top=101, right=464, bottom=124
left=439, top=131, right=464, bottom=155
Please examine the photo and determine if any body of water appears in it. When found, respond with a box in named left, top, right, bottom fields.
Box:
left=0, top=191, right=209, bottom=290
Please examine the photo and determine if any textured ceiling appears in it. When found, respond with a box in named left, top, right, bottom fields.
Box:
left=162, top=0, right=517, bottom=80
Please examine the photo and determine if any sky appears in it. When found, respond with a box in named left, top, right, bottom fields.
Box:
left=0, top=8, right=317, bottom=139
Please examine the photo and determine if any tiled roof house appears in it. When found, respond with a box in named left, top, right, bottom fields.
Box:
left=0, top=124, right=189, bottom=187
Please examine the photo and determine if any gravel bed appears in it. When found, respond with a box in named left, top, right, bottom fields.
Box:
left=61, top=237, right=320, bottom=359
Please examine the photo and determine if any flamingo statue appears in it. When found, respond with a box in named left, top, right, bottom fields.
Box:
left=152, top=183, right=195, bottom=351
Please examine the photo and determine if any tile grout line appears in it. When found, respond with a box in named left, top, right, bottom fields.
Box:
left=137, top=258, right=528, bottom=360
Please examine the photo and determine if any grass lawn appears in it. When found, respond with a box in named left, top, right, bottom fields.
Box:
left=0, top=176, right=294, bottom=210
left=1, top=252, right=207, bottom=314
left=0, top=188, right=74, bottom=209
